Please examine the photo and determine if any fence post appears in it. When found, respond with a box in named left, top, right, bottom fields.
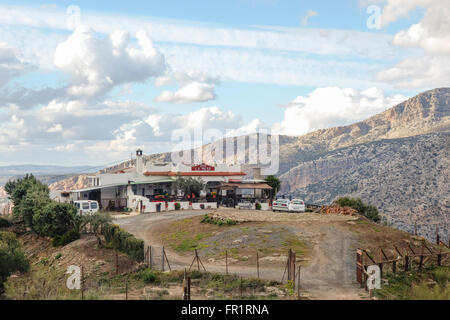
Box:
left=240, top=277, right=243, bottom=299
left=436, top=227, right=439, bottom=245
left=404, top=255, right=409, bottom=272
left=437, top=252, right=442, bottom=266
left=161, top=246, right=165, bottom=272
left=297, top=266, right=301, bottom=300
left=256, top=251, right=260, bottom=279
left=81, top=265, right=84, bottom=300
left=125, top=280, right=128, bottom=300
left=356, top=249, right=363, bottom=287
left=149, top=246, right=152, bottom=269
left=225, top=250, right=228, bottom=275
left=115, top=250, right=119, bottom=275
left=393, top=260, right=396, bottom=273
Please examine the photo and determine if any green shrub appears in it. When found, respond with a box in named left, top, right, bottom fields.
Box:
left=174, top=203, right=181, bottom=210
left=335, top=197, right=380, bottom=222
left=0, top=231, right=30, bottom=292
left=101, top=224, right=144, bottom=262
left=255, top=203, right=262, bottom=210
left=141, top=269, right=157, bottom=284
left=32, top=202, right=79, bottom=237
left=0, top=217, right=11, bottom=228
left=201, top=214, right=237, bottom=227
left=52, top=229, right=80, bottom=247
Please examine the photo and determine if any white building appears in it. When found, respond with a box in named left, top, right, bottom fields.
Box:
left=70, top=149, right=247, bottom=211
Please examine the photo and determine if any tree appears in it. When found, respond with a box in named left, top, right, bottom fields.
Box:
left=0, top=231, right=30, bottom=293
left=334, top=197, right=380, bottom=222
left=264, top=175, right=281, bottom=195
left=173, top=176, right=206, bottom=198
left=32, top=202, right=79, bottom=237
left=4, top=174, right=49, bottom=226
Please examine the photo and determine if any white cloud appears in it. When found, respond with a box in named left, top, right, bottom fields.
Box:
left=0, top=5, right=405, bottom=59
left=376, top=55, right=450, bottom=88
left=46, top=123, right=63, bottom=133
left=83, top=106, right=244, bottom=158
left=0, top=43, right=32, bottom=87
left=277, top=87, right=408, bottom=136
left=54, top=26, right=166, bottom=98
left=302, top=10, right=318, bottom=26
left=154, top=82, right=216, bottom=104
left=376, top=0, right=450, bottom=89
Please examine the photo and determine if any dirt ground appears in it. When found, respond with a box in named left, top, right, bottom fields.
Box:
left=116, top=209, right=371, bottom=300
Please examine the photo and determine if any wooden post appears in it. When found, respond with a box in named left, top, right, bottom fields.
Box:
left=240, top=277, right=243, bottom=299
left=414, top=222, right=417, bottom=236
left=186, top=276, right=191, bottom=300
left=297, top=266, right=301, bottom=300
left=115, top=250, right=119, bottom=275
left=404, top=255, right=409, bottom=272
left=256, top=251, right=260, bottom=279
left=437, top=252, right=442, bottom=266
left=393, top=260, right=397, bottom=273
left=289, top=250, right=296, bottom=282
left=196, top=249, right=200, bottom=271
left=81, top=265, right=84, bottom=300
left=149, top=245, right=152, bottom=269
left=436, top=227, right=440, bottom=245
left=225, top=250, right=228, bottom=275
left=125, top=280, right=128, bottom=300
left=161, top=246, right=165, bottom=271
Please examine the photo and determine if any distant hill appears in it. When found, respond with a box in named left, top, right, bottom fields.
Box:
left=0, top=165, right=96, bottom=186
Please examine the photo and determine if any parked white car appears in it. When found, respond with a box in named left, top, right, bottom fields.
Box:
left=74, top=200, right=99, bottom=216
left=289, top=199, right=306, bottom=213
left=272, top=199, right=290, bottom=212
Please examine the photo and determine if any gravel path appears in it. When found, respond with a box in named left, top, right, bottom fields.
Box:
left=115, top=210, right=366, bottom=300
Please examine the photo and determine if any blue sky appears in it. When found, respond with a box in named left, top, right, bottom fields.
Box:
left=0, top=0, right=448, bottom=166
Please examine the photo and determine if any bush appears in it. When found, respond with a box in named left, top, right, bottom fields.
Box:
left=0, top=217, right=11, bottom=228
left=141, top=269, right=157, bottom=284
left=201, top=214, right=237, bottom=227
left=335, top=197, right=380, bottom=222
left=52, top=229, right=80, bottom=247
left=0, top=231, right=30, bottom=292
left=174, top=203, right=181, bottom=210
left=101, top=224, right=144, bottom=262
left=32, top=202, right=79, bottom=237
left=255, top=203, right=262, bottom=210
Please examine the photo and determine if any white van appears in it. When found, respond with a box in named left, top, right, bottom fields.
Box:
left=74, top=200, right=99, bottom=216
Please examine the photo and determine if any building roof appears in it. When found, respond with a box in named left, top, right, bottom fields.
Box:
left=143, top=171, right=247, bottom=177
left=221, top=182, right=273, bottom=190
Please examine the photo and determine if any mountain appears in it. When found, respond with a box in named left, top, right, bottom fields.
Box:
left=27, top=88, right=449, bottom=242
left=0, top=165, right=96, bottom=186
left=280, top=132, right=449, bottom=241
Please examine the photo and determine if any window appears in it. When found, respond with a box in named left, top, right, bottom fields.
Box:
left=82, top=203, right=89, bottom=210
left=90, top=202, right=98, bottom=209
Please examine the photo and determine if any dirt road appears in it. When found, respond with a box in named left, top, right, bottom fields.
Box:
left=115, top=210, right=366, bottom=300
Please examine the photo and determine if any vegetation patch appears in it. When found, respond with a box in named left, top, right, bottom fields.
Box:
left=335, top=197, right=380, bottom=222
left=101, top=224, right=144, bottom=262
left=201, top=214, right=237, bottom=227
left=374, top=266, right=449, bottom=300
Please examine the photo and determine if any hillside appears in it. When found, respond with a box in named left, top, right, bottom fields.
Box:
left=280, top=132, right=449, bottom=242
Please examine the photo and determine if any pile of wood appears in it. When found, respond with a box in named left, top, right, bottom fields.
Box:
left=319, top=205, right=358, bottom=216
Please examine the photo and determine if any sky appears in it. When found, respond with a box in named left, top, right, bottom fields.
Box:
left=0, top=0, right=448, bottom=166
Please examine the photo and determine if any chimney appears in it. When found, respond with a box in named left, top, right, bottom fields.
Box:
left=253, top=167, right=262, bottom=180
left=136, top=149, right=144, bottom=174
